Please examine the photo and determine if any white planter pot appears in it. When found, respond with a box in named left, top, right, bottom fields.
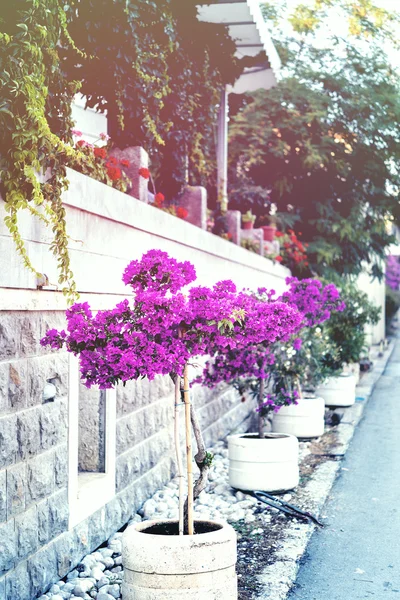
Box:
left=228, top=433, right=299, bottom=493
left=342, top=363, right=360, bottom=385
left=272, top=397, right=325, bottom=439
left=316, top=374, right=356, bottom=407
left=122, top=519, right=237, bottom=599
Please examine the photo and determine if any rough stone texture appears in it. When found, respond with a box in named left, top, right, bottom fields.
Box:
left=179, top=186, right=207, bottom=229
left=37, top=499, right=50, bottom=547
left=116, top=397, right=173, bottom=456
left=0, top=414, right=18, bottom=469
left=116, top=375, right=173, bottom=418
left=15, top=504, right=38, bottom=560
left=88, top=507, right=107, bottom=550
left=54, top=444, right=68, bottom=489
left=0, top=469, right=7, bottom=522
left=27, top=353, right=69, bottom=408
left=116, top=429, right=171, bottom=493
left=17, top=408, right=41, bottom=460
left=241, top=228, right=264, bottom=255
left=226, top=210, right=241, bottom=245
left=0, top=316, right=18, bottom=361
left=78, top=385, right=105, bottom=473
left=26, top=451, right=54, bottom=505
left=111, top=146, right=149, bottom=203
left=40, top=398, right=68, bottom=452
left=0, top=576, right=5, bottom=599
left=0, top=519, right=16, bottom=576
left=6, top=462, right=26, bottom=518
left=48, top=490, right=69, bottom=537
left=8, top=361, right=27, bottom=411
left=28, top=544, right=58, bottom=599
left=0, top=362, right=9, bottom=414
left=5, top=560, right=31, bottom=600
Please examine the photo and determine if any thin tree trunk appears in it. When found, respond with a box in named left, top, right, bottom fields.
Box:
left=183, top=364, right=194, bottom=535
left=190, top=404, right=210, bottom=501
left=174, top=376, right=184, bottom=535
left=258, top=377, right=265, bottom=439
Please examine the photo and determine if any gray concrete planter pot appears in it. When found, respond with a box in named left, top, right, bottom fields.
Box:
left=272, top=397, right=325, bottom=439
left=316, top=374, right=356, bottom=407
left=121, top=519, right=237, bottom=599
left=228, top=433, right=299, bottom=492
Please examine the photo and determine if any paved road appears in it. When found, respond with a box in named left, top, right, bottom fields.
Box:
left=288, top=335, right=400, bottom=600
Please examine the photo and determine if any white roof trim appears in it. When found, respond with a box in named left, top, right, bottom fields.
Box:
left=197, top=0, right=281, bottom=91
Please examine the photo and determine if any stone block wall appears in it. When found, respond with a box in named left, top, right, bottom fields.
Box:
left=0, top=309, right=255, bottom=600
left=0, top=311, right=70, bottom=600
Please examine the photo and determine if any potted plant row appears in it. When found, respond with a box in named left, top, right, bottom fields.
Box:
left=41, top=250, right=303, bottom=599
left=199, top=277, right=345, bottom=493
left=316, top=280, right=380, bottom=407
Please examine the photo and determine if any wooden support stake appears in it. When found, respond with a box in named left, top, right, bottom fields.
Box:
left=183, top=364, right=194, bottom=535
left=174, top=376, right=184, bottom=535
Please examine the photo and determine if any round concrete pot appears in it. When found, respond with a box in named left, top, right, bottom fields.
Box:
left=121, top=519, right=237, bottom=599
left=316, top=374, right=356, bottom=407
left=342, top=362, right=360, bottom=385
left=228, top=433, right=299, bottom=493
left=272, top=397, right=325, bottom=439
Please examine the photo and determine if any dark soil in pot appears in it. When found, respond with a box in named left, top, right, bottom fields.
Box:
left=241, top=434, right=287, bottom=440
left=142, top=520, right=222, bottom=536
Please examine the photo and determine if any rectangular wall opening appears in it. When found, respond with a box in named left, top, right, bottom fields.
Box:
left=68, top=354, right=116, bottom=529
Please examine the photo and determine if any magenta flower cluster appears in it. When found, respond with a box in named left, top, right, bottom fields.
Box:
left=199, top=276, right=344, bottom=412
left=256, top=388, right=300, bottom=415
left=279, top=277, right=345, bottom=327
left=41, top=250, right=303, bottom=389
left=386, top=255, right=400, bottom=291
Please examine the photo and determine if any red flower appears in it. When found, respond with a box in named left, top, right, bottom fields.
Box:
left=76, top=140, right=86, bottom=148
left=107, top=166, right=122, bottom=181
left=108, top=156, right=118, bottom=166
left=155, top=193, right=165, bottom=204
left=275, top=231, right=284, bottom=238
left=275, top=256, right=283, bottom=262
left=94, top=147, right=107, bottom=160
left=177, top=206, right=188, bottom=219
left=120, top=159, right=130, bottom=168
left=139, top=167, right=150, bottom=179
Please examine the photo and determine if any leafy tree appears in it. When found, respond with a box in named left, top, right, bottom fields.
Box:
left=228, top=0, right=400, bottom=279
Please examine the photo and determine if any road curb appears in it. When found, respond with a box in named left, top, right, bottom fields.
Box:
left=257, top=340, right=396, bottom=600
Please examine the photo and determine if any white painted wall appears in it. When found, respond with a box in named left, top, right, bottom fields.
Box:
left=357, top=268, right=386, bottom=345
left=0, top=168, right=290, bottom=298
left=71, top=95, right=107, bottom=144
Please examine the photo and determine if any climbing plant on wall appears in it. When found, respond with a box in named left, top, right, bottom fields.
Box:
left=0, top=1, right=241, bottom=298
left=0, top=1, right=81, bottom=301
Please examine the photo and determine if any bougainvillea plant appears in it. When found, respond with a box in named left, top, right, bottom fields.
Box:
left=41, top=249, right=301, bottom=535
left=386, top=255, right=400, bottom=291
left=200, top=277, right=345, bottom=437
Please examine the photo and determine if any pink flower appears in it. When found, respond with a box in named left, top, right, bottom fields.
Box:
left=99, top=132, right=110, bottom=141
left=71, top=129, right=82, bottom=137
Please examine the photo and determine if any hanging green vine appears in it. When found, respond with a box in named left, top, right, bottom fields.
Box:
left=0, top=1, right=80, bottom=302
